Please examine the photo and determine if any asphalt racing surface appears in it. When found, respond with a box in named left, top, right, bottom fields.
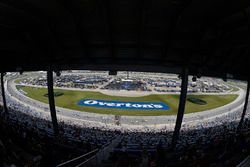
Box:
left=5, top=76, right=246, bottom=132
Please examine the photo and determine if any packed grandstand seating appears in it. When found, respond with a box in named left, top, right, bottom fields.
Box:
left=0, top=106, right=119, bottom=166
left=1, top=86, right=250, bottom=166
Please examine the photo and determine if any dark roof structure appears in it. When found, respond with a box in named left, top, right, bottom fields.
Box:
left=1, top=0, right=250, bottom=80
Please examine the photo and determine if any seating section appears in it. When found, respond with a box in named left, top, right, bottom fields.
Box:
left=0, top=90, right=250, bottom=166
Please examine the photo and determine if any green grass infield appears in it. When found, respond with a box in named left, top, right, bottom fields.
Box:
left=18, top=85, right=238, bottom=116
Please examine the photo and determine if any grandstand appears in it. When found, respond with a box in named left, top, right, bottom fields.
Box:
left=1, top=0, right=250, bottom=167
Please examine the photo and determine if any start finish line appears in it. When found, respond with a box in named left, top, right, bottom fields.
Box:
left=78, top=99, right=170, bottom=110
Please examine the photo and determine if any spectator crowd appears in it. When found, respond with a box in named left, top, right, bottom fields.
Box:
left=0, top=77, right=250, bottom=166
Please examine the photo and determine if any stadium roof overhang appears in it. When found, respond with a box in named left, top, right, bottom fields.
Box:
left=1, top=0, right=250, bottom=80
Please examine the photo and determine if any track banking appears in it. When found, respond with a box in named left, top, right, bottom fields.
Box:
left=78, top=99, right=169, bottom=110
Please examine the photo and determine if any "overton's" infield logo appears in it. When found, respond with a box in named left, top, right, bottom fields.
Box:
left=78, top=99, right=169, bottom=110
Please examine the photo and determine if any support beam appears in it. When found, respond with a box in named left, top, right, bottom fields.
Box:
left=237, top=9, right=250, bottom=132
left=1, top=72, right=8, bottom=113
left=47, top=69, right=59, bottom=135
left=171, top=67, right=189, bottom=148
left=237, top=80, right=250, bottom=132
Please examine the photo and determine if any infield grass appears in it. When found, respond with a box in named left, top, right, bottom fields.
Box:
left=18, top=85, right=238, bottom=116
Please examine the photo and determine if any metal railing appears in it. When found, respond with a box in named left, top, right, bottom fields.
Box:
left=56, top=149, right=98, bottom=167
left=75, top=154, right=98, bottom=167
left=237, top=155, right=250, bottom=167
